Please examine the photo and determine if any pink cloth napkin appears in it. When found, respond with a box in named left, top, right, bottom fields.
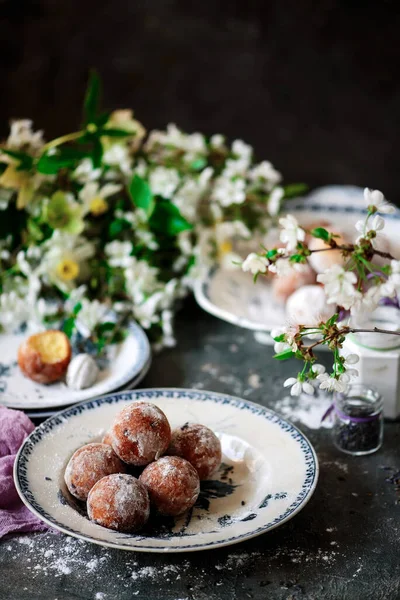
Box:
left=0, top=406, right=49, bottom=538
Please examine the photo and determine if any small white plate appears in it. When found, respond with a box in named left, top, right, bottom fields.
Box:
left=195, top=185, right=400, bottom=333
left=14, top=388, right=318, bottom=553
left=0, top=322, right=150, bottom=411
left=23, top=357, right=152, bottom=419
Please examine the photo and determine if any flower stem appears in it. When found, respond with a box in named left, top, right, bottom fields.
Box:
left=42, top=131, right=83, bottom=152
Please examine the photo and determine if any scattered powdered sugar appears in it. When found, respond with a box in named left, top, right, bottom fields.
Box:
left=273, top=393, right=333, bottom=430
left=247, top=373, right=262, bottom=389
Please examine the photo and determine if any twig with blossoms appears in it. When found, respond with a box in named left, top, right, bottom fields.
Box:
left=242, top=188, right=400, bottom=395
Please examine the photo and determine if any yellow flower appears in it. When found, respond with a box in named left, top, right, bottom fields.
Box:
left=219, top=240, right=233, bottom=255
left=55, top=259, right=80, bottom=282
left=79, top=182, right=121, bottom=216
left=89, top=196, right=108, bottom=216
left=0, top=165, right=34, bottom=209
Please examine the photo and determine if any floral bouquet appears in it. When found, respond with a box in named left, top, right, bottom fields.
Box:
left=0, top=72, right=300, bottom=350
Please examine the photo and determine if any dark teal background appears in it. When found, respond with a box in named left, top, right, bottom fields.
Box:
left=0, top=1, right=399, bottom=198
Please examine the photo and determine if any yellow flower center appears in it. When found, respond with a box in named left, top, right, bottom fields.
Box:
left=56, top=259, right=80, bottom=281
left=89, top=196, right=108, bottom=216
left=219, top=240, right=233, bottom=255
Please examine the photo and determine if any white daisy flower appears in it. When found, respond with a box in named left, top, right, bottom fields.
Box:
left=79, top=182, right=122, bottom=216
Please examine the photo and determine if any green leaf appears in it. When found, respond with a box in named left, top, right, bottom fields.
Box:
left=98, top=128, right=134, bottom=138
left=27, top=219, right=44, bottom=242
left=72, top=302, right=82, bottom=316
left=283, top=183, right=308, bottom=198
left=273, top=349, right=295, bottom=360
left=97, top=321, right=116, bottom=334
left=326, top=313, right=339, bottom=326
left=63, top=317, right=76, bottom=338
left=129, top=175, right=154, bottom=217
left=1, top=149, right=33, bottom=171
left=149, top=199, right=193, bottom=236
left=94, top=111, right=111, bottom=128
left=37, top=147, right=87, bottom=175
left=310, top=227, right=330, bottom=242
left=91, top=138, right=103, bottom=168
left=289, top=254, right=306, bottom=263
left=272, top=333, right=286, bottom=342
left=266, top=249, right=278, bottom=259
left=108, top=218, right=130, bottom=239
left=83, top=70, right=101, bottom=126
left=190, top=157, right=207, bottom=171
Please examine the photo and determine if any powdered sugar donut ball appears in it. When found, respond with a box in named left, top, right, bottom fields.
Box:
left=167, top=423, right=222, bottom=480
left=286, top=284, right=335, bottom=326
left=308, top=232, right=348, bottom=274
left=64, top=443, right=126, bottom=501
left=272, top=265, right=316, bottom=303
left=102, top=431, right=113, bottom=446
left=87, top=474, right=150, bottom=532
left=140, top=456, right=200, bottom=516
left=111, top=402, right=171, bottom=466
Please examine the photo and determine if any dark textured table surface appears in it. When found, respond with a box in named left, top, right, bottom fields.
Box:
left=1, top=300, right=400, bottom=600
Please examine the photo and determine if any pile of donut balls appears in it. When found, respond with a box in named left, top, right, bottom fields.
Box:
left=64, top=401, right=222, bottom=532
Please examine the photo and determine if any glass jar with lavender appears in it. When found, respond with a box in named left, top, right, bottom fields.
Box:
left=332, top=384, right=383, bottom=455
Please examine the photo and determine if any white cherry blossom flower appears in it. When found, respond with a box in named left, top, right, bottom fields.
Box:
left=76, top=299, right=108, bottom=337
left=350, top=285, right=382, bottom=317
left=7, top=119, right=44, bottom=153
left=355, top=214, right=385, bottom=236
left=103, top=144, right=132, bottom=176
left=317, top=265, right=359, bottom=309
left=231, top=139, right=253, bottom=161
left=105, top=241, right=134, bottom=268
left=149, top=166, right=180, bottom=199
left=364, top=188, right=395, bottom=214
left=317, top=373, right=347, bottom=393
left=72, top=159, right=101, bottom=184
left=279, top=214, right=306, bottom=250
left=249, top=161, right=282, bottom=188
left=211, top=177, right=246, bottom=207
left=268, top=186, right=284, bottom=216
left=210, top=134, right=225, bottom=149
left=283, top=377, right=314, bottom=396
left=242, top=253, right=269, bottom=275
left=311, top=363, right=326, bottom=375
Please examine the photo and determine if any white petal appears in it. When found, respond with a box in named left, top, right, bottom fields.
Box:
left=312, top=363, right=326, bottom=374
left=302, top=382, right=315, bottom=395
left=345, top=353, right=359, bottom=364
left=379, top=203, right=395, bottom=214
left=290, top=381, right=302, bottom=396
left=355, top=220, right=365, bottom=233
left=284, top=377, right=298, bottom=387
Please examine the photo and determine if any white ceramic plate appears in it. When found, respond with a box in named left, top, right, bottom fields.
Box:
left=23, top=357, right=152, bottom=419
left=194, top=185, right=400, bottom=333
left=14, top=388, right=318, bottom=553
left=0, top=322, right=151, bottom=410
